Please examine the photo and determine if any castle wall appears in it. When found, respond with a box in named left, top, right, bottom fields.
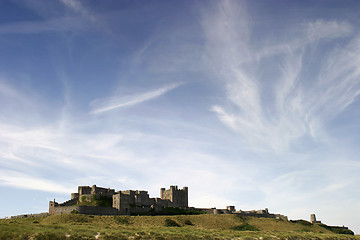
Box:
left=78, top=186, right=91, bottom=195
left=78, top=206, right=119, bottom=215
left=50, top=205, right=120, bottom=215
left=52, top=205, right=80, bottom=215
left=134, top=191, right=155, bottom=207
left=91, top=185, right=115, bottom=197
left=71, top=193, right=79, bottom=200
left=113, top=192, right=131, bottom=215
left=154, top=198, right=169, bottom=208
left=130, top=206, right=152, bottom=214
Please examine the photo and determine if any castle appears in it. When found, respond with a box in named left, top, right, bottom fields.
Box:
left=49, top=184, right=287, bottom=221
left=49, top=185, right=188, bottom=215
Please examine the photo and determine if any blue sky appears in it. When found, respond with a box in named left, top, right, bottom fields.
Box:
left=1, top=0, right=360, bottom=233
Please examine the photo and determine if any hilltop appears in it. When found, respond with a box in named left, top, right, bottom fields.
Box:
left=1, top=214, right=358, bottom=239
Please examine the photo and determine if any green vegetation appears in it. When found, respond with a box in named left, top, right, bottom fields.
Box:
left=318, top=223, right=355, bottom=235
left=232, top=223, right=259, bottom=231
left=1, top=214, right=358, bottom=240
left=78, top=195, right=113, bottom=207
left=70, top=209, right=78, bottom=214
left=184, top=219, right=194, bottom=226
left=94, top=196, right=112, bottom=207
left=113, top=216, right=130, bottom=225
left=132, top=207, right=205, bottom=216
left=290, top=219, right=312, bottom=226
left=164, top=218, right=180, bottom=227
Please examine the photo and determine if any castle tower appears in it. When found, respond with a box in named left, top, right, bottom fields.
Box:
left=310, top=214, right=321, bottom=224
left=160, top=185, right=188, bottom=208
left=160, top=188, right=165, bottom=199
left=170, top=185, right=176, bottom=202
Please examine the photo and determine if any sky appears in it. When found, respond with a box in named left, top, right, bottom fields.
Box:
left=0, top=0, right=360, bottom=233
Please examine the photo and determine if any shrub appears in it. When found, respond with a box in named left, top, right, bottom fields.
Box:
left=95, top=196, right=112, bottom=207
left=232, top=223, right=259, bottom=231
left=70, top=209, right=78, bottom=214
left=33, top=232, right=64, bottom=240
left=318, top=224, right=354, bottom=235
left=184, top=219, right=194, bottom=226
left=290, top=219, right=312, bottom=226
left=164, top=218, right=180, bottom=227
left=114, top=216, right=130, bottom=225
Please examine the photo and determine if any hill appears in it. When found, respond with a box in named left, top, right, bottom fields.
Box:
left=0, top=214, right=358, bottom=239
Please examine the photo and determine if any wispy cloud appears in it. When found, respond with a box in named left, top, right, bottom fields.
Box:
left=90, top=82, right=184, bottom=114
left=204, top=1, right=359, bottom=153
left=255, top=20, right=353, bottom=61
left=0, top=170, right=73, bottom=194
left=305, top=20, right=353, bottom=42
left=60, top=0, right=95, bottom=21
left=0, top=17, right=90, bottom=35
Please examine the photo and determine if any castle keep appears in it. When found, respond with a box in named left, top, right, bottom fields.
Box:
left=49, top=185, right=188, bottom=215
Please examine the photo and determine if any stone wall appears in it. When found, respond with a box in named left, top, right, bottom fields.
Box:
left=78, top=206, right=119, bottom=215
left=113, top=192, right=131, bottom=215
left=51, top=205, right=120, bottom=215
left=78, top=186, right=91, bottom=195
left=52, top=205, right=80, bottom=215
left=91, top=185, right=115, bottom=197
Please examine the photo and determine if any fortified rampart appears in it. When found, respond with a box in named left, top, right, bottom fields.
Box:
left=192, top=206, right=288, bottom=221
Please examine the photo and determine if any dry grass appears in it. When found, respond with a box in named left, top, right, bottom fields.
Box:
left=0, top=214, right=358, bottom=240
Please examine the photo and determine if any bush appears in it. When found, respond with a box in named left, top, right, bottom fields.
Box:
left=114, top=216, right=130, bottom=225
left=33, top=232, right=64, bottom=240
left=232, top=223, right=259, bottom=231
left=70, top=209, right=78, bottom=214
left=318, top=224, right=354, bottom=235
left=184, top=219, right=194, bottom=226
left=290, top=219, right=312, bottom=226
left=95, top=196, right=112, bottom=207
left=164, top=218, right=180, bottom=227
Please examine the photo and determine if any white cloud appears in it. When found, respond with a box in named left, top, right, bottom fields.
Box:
left=203, top=1, right=360, bottom=153
left=60, top=0, right=95, bottom=21
left=0, top=170, right=73, bottom=194
left=255, top=20, right=353, bottom=61
left=0, top=17, right=90, bottom=35
left=90, top=82, right=184, bottom=114
left=305, top=20, right=353, bottom=42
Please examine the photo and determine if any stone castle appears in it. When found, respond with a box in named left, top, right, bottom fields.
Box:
left=49, top=184, right=287, bottom=221
left=49, top=185, right=188, bottom=215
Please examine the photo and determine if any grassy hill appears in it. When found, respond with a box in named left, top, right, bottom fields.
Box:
left=0, top=214, right=358, bottom=240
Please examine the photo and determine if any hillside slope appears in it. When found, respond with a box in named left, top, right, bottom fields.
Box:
left=0, top=214, right=358, bottom=240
